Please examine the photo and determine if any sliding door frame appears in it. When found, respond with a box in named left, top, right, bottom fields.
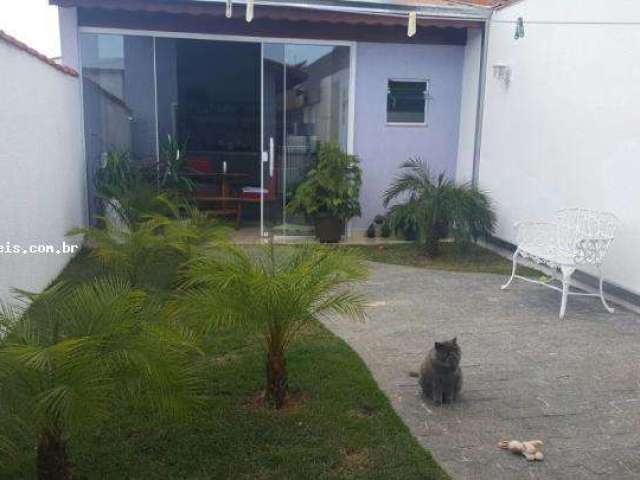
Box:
left=78, top=27, right=357, bottom=237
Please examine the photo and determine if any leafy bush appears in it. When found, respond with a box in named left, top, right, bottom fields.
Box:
left=383, top=158, right=496, bottom=256
left=288, top=142, right=362, bottom=222
left=95, top=150, right=193, bottom=228
left=95, top=150, right=139, bottom=200
left=96, top=151, right=160, bottom=226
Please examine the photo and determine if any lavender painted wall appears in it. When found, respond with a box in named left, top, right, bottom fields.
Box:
left=353, top=42, right=465, bottom=230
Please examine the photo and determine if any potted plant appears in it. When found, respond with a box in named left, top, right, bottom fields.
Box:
left=373, top=214, right=386, bottom=237
left=289, top=142, right=362, bottom=243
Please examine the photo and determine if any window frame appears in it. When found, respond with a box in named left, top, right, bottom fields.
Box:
left=385, top=77, right=431, bottom=127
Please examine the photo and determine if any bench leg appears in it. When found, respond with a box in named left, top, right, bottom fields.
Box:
left=559, top=266, right=575, bottom=319
left=598, top=267, right=615, bottom=314
left=501, top=249, right=520, bottom=290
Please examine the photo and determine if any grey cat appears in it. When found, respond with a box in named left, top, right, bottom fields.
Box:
left=418, top=337, right=462, bottom=404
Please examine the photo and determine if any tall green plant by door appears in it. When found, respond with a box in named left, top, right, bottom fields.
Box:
left=95, top=151, right=166, bottom=227
left=288, top=142, right=362, bottom=242
left=384, top=158, right=496, bottom=256
left=159, top=135, right=193, bottom=192
left=95, top=141, right=193, bottom=228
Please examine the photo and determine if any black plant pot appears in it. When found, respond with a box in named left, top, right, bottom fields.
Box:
left=434, top=221, right=449, bottom=239
left=403, top=228, right=418, bottom=242
left=315, top=215, right=344, bottom=243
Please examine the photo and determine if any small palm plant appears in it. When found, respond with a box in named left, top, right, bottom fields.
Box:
left=71, top=217, right=177, bottom=286
left=383, top=158, right=496, bottom=257
left=154, top=197, right=232, bottom=259
left=0, top=278, right=204, bottom=480
left=172, top=243, right=368, bottom=409
left=71, top=199, right=228, bottom=287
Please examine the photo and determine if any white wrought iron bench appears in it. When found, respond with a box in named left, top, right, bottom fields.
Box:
left=501, top=208, right=619, bottom=319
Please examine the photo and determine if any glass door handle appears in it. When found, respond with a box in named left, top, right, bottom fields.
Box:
left=269, top=137, right=275, bottom=177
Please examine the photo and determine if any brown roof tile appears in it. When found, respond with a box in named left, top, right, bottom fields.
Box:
left=404, top=0, right=507, bottom=5
left=0, top=30, right=78, bottom=77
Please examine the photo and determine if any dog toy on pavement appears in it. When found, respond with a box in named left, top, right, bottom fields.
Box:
left=498, top=439, right=544, bottom=461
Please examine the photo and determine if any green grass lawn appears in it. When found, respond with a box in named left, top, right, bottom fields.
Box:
left=346, top=242, right=540, bottom=277
left=9, top=250, right=449, bottom=480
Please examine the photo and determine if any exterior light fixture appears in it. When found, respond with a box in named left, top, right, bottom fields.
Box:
left=226, top=0, right=233, bottom=18
left=493, top=64, right=512, bottom=88
left=514, top=17, right=525, bottom=39
left=407, top=11, right=417, bottom=37
left=246, top=0, right=254, bottom=22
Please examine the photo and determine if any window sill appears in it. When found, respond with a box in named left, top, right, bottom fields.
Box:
left=385, top=122, right=429, bottom=128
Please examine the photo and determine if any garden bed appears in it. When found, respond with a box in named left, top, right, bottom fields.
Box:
left=8, top=251, right=449, bottom=480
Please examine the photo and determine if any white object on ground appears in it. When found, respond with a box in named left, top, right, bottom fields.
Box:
left=499, top=439, right=544, bottom=461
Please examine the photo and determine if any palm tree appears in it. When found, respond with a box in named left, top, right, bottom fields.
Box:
left=0, top=278, right=205, bottom=480
left=70, top=201, right=229, bottom=287
left=171, top=243, right=368, bottom=409
left=383, top=158, right=496, bottom=257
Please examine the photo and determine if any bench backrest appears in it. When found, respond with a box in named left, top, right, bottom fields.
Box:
left=555, top=208, right=619, bottom=265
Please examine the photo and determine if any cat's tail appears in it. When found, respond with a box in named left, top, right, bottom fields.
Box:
left=408, top=371, right=419, bottom=378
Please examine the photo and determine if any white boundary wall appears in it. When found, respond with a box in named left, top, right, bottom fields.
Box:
left=471, top=0, right=640, bottom=295
left=0, top=38, right=86, bottom=302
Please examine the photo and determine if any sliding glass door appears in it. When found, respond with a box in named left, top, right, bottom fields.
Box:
left=261, top=43, right=351, bottom=239
left=79, top=31, right=349, bottom=236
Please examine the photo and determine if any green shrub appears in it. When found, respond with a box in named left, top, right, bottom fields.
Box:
left=288, top=142, right=362, bottom=222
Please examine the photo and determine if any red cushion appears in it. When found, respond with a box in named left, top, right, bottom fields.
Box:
left=240, top=192, right=261, bottom=201
left=187, top=157, right=213, bottom=174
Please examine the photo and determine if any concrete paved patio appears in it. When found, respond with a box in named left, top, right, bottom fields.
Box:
left=322, top=262, right=640, bottom=480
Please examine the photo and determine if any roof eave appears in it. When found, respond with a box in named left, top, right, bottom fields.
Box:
left=51, top=0, right=493, bottom=21
left=201, top=0, right=493, bottom=21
